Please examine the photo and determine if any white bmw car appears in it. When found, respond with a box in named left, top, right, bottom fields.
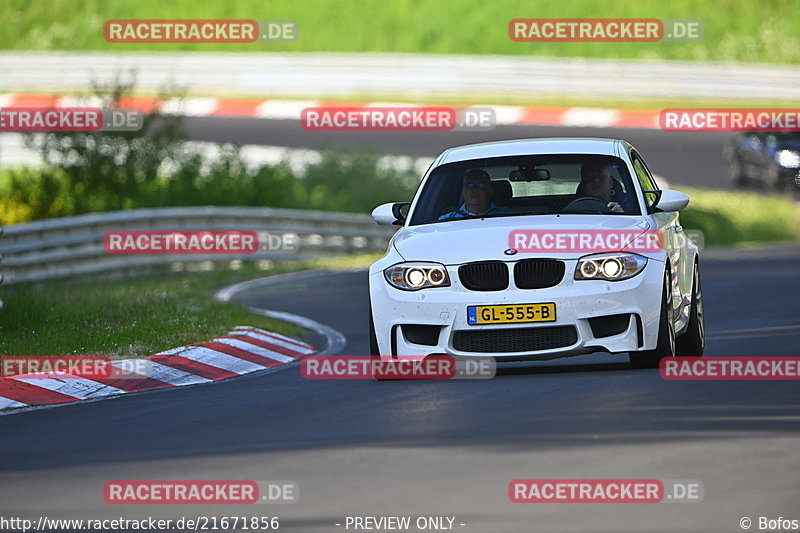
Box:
left=368, top=138, right=704, bottom=368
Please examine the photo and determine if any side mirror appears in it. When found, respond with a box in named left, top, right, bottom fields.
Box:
left=648, top=189, right=690, bottom=212
left=371, top=202, right=410, bottom=226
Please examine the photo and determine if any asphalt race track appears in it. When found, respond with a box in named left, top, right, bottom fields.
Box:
left=1, top=244, right=799, bottom=532
left=182, top=117, right=734, bottom=190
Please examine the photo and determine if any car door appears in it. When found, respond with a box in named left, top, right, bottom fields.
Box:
left=630, top=149, right=689, bottom=329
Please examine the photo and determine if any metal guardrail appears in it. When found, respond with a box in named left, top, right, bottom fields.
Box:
left=0, top=206, right=395, bottom=285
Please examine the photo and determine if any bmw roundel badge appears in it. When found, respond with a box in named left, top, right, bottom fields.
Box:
left=504, top=249, right=518, bottom=256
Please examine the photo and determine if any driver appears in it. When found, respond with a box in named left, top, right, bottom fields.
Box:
left=564, top=161, right=625, bottom=214
left=439, top=168, right=504, bottom=220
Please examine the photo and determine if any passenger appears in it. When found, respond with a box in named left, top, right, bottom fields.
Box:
left=439, top=168, right=504, bottom=220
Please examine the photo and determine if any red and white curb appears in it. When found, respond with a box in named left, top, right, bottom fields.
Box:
left=0, top=93, right=661, bottom=129
left=0, top=326, right=314, bottom=411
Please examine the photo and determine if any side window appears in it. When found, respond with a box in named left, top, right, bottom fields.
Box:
left=630, top=151, right=657, bottom=207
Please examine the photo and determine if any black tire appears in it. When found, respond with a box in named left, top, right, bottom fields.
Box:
left=675, top=262, right=704, bottom=357
left=630, top=271, right=675, bottom=369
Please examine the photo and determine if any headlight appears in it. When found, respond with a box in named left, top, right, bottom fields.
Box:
left=384, top=262, right=451, bottom=291
left=574, top=253, right=647, bottom=281
left=776, top=150, right=800, bottom=168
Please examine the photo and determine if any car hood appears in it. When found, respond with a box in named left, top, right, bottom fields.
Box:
left=392, top=215, right=652, bottom=264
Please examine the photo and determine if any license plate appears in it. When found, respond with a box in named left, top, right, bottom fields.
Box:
left=467, top=303, right=556, bottom=325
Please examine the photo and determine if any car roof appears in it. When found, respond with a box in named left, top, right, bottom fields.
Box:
left=438, top=138, right=628, bottom=164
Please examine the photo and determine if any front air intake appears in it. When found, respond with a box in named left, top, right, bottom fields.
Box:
left=513, top=259, right=565, bottom=289
left=458, top=261, right=509, bottom=291
left=453, top=325, right=578, bottom=353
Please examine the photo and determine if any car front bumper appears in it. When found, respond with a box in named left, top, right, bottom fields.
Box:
left=369, top=258, right=665, bottom=361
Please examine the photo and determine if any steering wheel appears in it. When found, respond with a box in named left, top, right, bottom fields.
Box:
left=563, top=195, right=614, bottom=214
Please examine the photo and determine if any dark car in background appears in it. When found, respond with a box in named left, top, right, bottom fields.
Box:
left=724, top=132, right=800, bottom=191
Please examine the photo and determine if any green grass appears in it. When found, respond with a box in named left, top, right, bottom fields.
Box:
left=681, top=188, right=800, bottom=246
left=3, top=0, right=800, bottom=63
left=0, top=253, right=381, bottom=356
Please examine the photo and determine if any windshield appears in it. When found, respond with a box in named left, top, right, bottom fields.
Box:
left=409, top=154, right=641, bottom=226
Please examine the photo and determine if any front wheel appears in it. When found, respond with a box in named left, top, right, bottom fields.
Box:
left=675, top=262, right=704, bottom=357
left=630, top=271, right=675, bottom=369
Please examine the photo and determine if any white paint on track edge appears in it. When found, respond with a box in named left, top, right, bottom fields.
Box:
left=214, top=269, right=347, bottom=357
